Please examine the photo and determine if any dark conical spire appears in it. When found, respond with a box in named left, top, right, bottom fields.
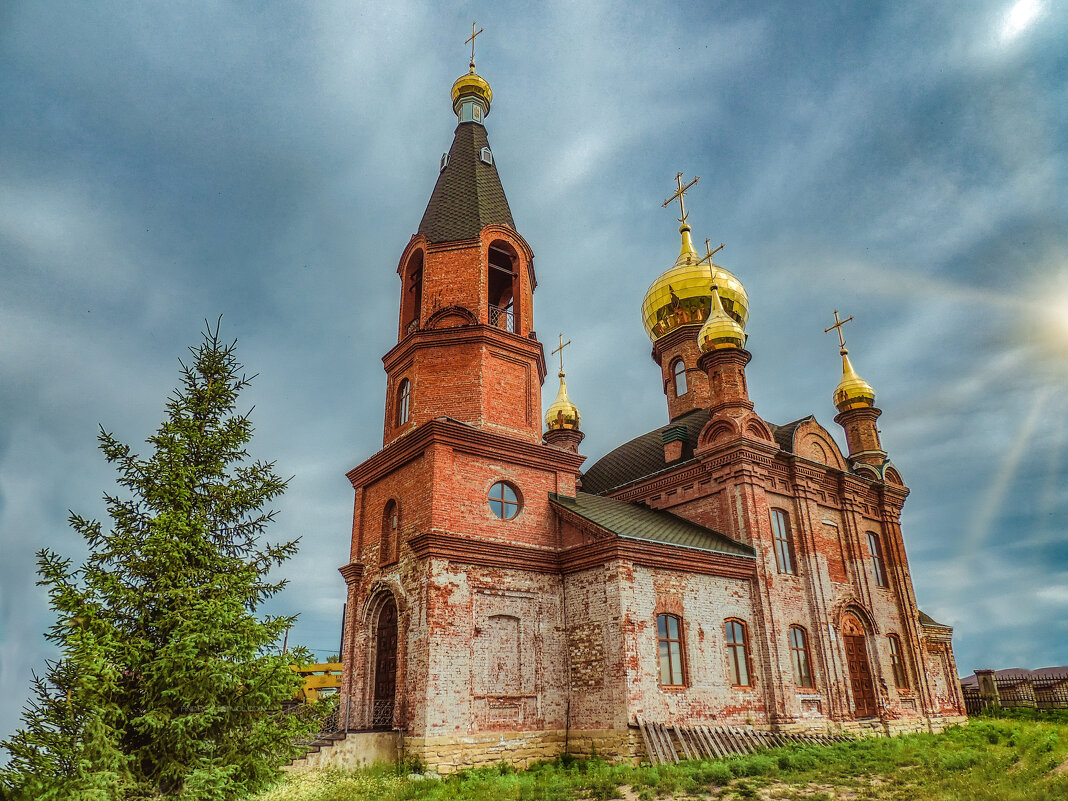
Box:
left=418, top=122, right=514, bottom=243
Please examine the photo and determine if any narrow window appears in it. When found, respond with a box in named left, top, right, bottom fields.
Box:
left=657, top=614, right=686, bottom=687
left=395, top=379, right=410, bottom=426
left=400, top=250, right=424, bottom=336
left=771, top=509, right=796, bottom=575
left=672, top=359, right=687, bottom=396
left=488, top=481, right=520, bottom=520
left=789, top=626, right=814, bottom=688
left=380, top=500, right=399, bottom=565
left=888, top=634, right=908, bottom=689
left=725, top=619, right=752, bottom=687
left=867, top=532, right=887, bottom=587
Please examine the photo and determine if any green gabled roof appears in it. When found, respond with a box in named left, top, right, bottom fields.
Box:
left=918, top=610, right=952, bottom=629
left=417, top=122, right=514, bottom=243
left=550, top=491, right=755, bottom=558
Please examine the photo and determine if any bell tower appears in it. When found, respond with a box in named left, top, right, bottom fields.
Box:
left=382, top=55, right=545, bottom=445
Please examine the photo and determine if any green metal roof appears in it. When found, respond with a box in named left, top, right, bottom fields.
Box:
left=550, top=491, right=755, bottom=558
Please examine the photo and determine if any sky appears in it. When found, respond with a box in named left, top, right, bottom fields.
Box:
left=1, top=0, right=1066, bottom=742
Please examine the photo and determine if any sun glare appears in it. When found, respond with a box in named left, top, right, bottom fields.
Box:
left=1001, top=0, right=1043, bottom=42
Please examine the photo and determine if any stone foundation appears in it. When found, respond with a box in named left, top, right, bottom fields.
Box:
left=405, top=728, right=641, bottom=773
left=287, top=730, right=402, bottom=773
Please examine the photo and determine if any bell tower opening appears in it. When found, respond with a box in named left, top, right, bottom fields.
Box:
left=400, top=250, right=424, bottom=338
left=488, top=242, right=518, bottom=333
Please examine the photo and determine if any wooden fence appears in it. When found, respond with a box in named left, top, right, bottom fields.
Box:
left=634, top=715, right=850, bottom=765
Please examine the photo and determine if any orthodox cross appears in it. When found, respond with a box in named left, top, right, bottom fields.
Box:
left=824, top=309, right=854, bottom=351
left=698, top=237, right=725, bottom=276
left=466, top=22, right=484, bottom=68
left=662, top=172, right=699, bottom=224
left=551, top=333, right=571, bottom=373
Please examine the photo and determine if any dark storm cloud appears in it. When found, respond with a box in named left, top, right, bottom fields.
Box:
left=2, top=0, right=1066, bottom=743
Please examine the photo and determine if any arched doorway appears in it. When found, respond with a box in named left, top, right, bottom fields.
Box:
left=372, top=596, right=398, bottom=729
left=842, top=613, right=877, bottom=718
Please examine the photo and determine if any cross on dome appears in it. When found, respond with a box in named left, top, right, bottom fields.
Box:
left=824, top=309, right=855, bottom=354
left=662, top=172, right=699, bottom=225
left=551, top=333, right=571, bottom=374
left=466, top=21, right=484, bottom=70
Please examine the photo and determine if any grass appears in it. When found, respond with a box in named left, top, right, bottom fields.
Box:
left=254, top=713, right=1068, bottom=801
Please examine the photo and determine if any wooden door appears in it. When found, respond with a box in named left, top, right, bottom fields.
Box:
left=373, top=599, right=398, bottom=727
left=845, top=634, right=877, bottom=718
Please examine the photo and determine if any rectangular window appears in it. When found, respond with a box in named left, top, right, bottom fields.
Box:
left=725, top=619, right=751, bottom=687
left=789, top=626, right=814, bottom=688
left=771, top=509, right=796, bottom=574
left=888, top=635, right=909, bottom=689
left=867, top=532, right=888, bottom=587
left=657, top=614, right=685, bottom=686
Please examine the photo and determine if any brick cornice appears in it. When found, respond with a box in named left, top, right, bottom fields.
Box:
left=338, top=562, right=365, bottom=585
left=346, top=418, right=585, bottom=488
left=408, top=531, right=560, bottom=573
left=406, top=528, right=757, bottom=581
left=382, top=319, right=547, bottom=382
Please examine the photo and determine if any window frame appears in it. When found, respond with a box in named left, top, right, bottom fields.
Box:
left=867, top=531, right=888, bottom=587
left=395, top=378, right=411, bottom=426
left=488, top=481, right=521, bottom=520
left=724, top=618, right=754, bottom=688
left=656, top=613, right=687, bottom=688
left=770, top=508, right=797, bottom=575
left=672, top=359, right=687, bottom=397
left=788, top=626, right=815, bottom=688
left=888, top=634, right=909, bottom=689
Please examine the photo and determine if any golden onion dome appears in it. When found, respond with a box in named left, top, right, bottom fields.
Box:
left=698, top=285, right=746, bottom=352
left=451, top=66, right=493, bottom=117
left=641, top=224, right=749, bottom=341
left=833, top=350, right=876, bottom=412
left=545, top=371, right=581, bottom=431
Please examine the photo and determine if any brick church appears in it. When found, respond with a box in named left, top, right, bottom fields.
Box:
left=334, top=56, right=967, bottom=770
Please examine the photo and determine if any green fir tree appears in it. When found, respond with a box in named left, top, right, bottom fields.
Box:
left=1, top=323, right=316, bottom=800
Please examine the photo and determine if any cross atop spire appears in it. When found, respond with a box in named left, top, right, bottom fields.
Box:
left=698, top=237, right=725, bottom=283
left=824, top=309, right=854, bottom=353
left=551, top=333, right=571, bottom=374
left=662, top=172, right=699, bottom=225
left=466, top=21, right=484, bottom=70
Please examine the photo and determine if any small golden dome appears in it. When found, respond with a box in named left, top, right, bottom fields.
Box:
left=833, top=350, right=876, bottom=412
left=698, top=285, right=746, bottom=352
left=641, top=225, right=748, bottom=341
left=545, top=371, right=581, bottom=431
left=451, top=66, right=493, bottom=117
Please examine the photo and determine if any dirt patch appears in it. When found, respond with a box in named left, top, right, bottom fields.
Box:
left=1052, top=758, right=1068, bottom=776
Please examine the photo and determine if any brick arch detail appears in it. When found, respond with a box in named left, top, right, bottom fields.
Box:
left=360, top=579, right=409, bottom=625
left=830, top=597, right=880, bottom=635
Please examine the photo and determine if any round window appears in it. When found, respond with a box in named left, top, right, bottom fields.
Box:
left=488, top=481, right=520, bottom=520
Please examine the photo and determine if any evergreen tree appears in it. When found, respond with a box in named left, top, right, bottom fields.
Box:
left=1, top=323, right=315, bottom=800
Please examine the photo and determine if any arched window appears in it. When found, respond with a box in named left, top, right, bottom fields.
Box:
left=725, top=619, right=752, bottom=687
left=888, top=634, right=908, bottom=688
left=867, top=532, right=887, bottom=587
left=488, top=481, right=521, bottom=520
left=657, top=613, right=686, bottom=687
left=488, top=241, right=520, bottom=333
left=789, top=626, right=814, bottom=688
left=771, top=509, right=796, bottom=575
left=395, top=379, right=410, bottom=426
left=380, top=500, right=399, bottom=565
left=672, top=359, right=687, bottom=396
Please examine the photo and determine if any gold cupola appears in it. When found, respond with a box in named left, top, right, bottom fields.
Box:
left=697, top=285, right=746, bottom=352
left=825, top=310, right=876, bottom=412
left=545, top=370, right=581, bottom=431
left=545, top=334, right=581, bottom=431
left=642, top=173, right=748, bottom=342
left=833, top=349, right=876, bottom=412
